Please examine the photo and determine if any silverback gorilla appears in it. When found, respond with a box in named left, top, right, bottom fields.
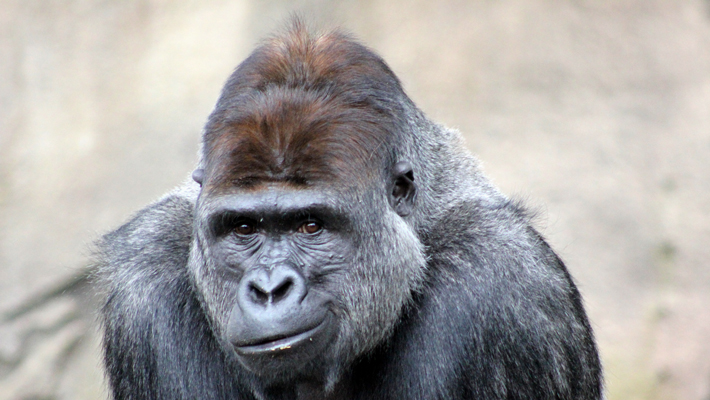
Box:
left=97, top=22, right=603, bottom=400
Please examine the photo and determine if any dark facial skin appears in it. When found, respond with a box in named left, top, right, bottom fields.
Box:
left=199, top=185, right=351, bottom=380
left=194, top=164, right=416, bottom=386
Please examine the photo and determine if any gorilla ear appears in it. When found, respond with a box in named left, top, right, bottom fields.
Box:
left=192, top=169, right=205, bottom=186
left=390, top=161, right=417, bottom=217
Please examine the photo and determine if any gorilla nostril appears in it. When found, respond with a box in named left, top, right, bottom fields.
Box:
left=271, top=279, right=293, bottom=302
left=248, top=283, right=269, bottom=305
left=239, top=267, right=307, bottom=311
left=247, top=276, right=296, bottom=305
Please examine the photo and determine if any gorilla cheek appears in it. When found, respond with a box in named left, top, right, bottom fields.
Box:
left=341, top=213, right=426, bottom=353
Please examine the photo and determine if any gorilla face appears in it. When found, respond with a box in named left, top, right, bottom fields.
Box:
left=199, top=186, right=350, bottom=376
left=190, top=170, right=424, bottom=386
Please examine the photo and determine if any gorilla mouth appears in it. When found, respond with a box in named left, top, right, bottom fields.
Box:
left=235, top=319, right=329, bottom=355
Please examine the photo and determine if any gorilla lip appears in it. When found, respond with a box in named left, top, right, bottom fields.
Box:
left=235, top=319, right=328, bottom=355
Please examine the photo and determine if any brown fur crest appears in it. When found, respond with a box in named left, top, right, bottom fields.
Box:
left=202, top=20, right=408, bottom=192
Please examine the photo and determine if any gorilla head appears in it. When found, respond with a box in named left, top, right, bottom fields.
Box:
left=188, top=26, right=426, bottom=389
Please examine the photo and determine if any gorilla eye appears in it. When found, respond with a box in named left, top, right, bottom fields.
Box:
left=235, top=222, right=256, bottom=235
left=298, top=221, right=322, bottom=234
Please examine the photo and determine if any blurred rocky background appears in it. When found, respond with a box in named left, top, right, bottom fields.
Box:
left=1, top=0, right=709, bottom=399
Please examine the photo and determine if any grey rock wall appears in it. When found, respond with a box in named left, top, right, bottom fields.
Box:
left=1, top=1, right=708, bottom=399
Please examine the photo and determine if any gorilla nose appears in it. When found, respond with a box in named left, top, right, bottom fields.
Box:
left=239, top=266, right=306, bottom=311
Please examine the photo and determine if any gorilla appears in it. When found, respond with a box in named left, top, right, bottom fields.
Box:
left=97, top=22, right=603, bottom=400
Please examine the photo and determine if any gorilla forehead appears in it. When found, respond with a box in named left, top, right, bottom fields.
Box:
left=202, top=24, right=408, bottom=193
